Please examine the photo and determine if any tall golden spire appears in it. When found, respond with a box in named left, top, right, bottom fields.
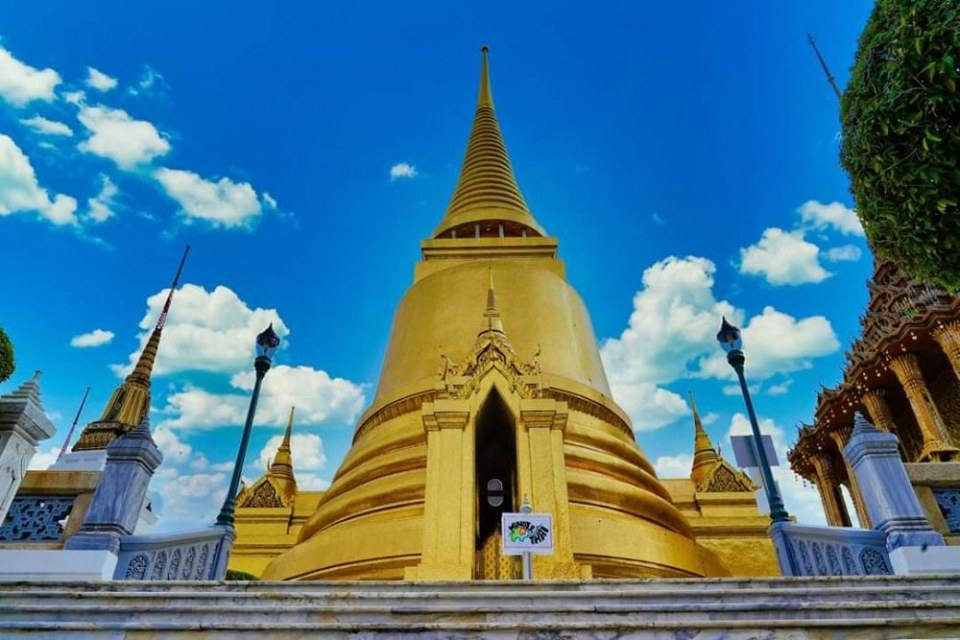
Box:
left=433, top=46, right=545, bottom=238
left=689, top=392, right=719, bottom=486
left=73, top=246, right=189, bottom=451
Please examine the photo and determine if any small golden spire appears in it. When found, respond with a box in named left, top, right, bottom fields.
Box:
left=689, top=391, right=719, bottom=485
left=271, top=406, right=295, bottom=474
left=481, top=268, right=506, bottom=336
left=433, top=47, right=545, bottom=238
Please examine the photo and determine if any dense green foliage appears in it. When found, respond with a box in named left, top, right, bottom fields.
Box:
left=225, top=569, right=258, bottom=581
left=0, top=327, right=13, bottom=384
left=841, top=0, right=960, bottom=289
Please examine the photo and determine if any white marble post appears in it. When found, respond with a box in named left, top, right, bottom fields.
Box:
left=843, top=412, right=960, bottom=574
left=0, top=372, right=55, bottom=524
left=64, top=419, right=162, bottom=555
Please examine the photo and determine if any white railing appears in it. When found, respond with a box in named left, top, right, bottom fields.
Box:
left=114, top=525, right=234, bottom=581
left=771, top=522, right=892, bottom=576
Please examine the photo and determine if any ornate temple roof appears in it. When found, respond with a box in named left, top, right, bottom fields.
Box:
left=239, top=406, right=298, bottom=508
left=789, top=258, right=960, bottom=476
left=433, top=47, right=546, bottom=239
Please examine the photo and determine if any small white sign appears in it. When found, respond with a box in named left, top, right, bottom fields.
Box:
left=501, top=512, right=553, bottom=555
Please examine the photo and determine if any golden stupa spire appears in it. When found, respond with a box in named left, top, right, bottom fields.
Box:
left=79, top=247, right=189, bottom=447
left=433, top=46, right=545, bottom=238
left=689, top=391, right=719, bottom=485
left=270, top=406, right=296, bottom=477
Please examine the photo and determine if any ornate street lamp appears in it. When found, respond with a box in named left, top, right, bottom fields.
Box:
left=716, top=317, right=790, bottom=523
left=216, top=324, right=281, bottom=526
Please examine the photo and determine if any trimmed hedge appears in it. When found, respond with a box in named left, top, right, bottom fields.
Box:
left=841, top=0, right=960, bottom=290
left=0, top=327, right=13, bottom=384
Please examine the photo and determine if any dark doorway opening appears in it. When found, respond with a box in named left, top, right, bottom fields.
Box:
left=475, top=391, right=517, bottom=546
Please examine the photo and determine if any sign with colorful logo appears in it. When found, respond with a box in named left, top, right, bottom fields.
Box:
left=501, top=512, right=553, bottom=555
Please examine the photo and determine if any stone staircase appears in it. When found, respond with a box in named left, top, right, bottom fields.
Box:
left=1, top=576, right=959, bottom=638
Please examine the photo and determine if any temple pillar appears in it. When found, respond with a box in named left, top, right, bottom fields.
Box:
left=829, top=428, right=872, bottom=528
left=809, top=453, right=851, bottom=527
left=861, top=388, right=896, bottom=433
left=517, top=399, right=580, bottom=579
left=0, top=373, right=55, bottom=525
left=405, top=400, right=473, bottom=580
left=933, top=321, right=960, bottom=382
left=889, top=353, right=958, bottom=462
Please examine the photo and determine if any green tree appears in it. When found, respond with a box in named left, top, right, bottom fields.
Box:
left=0, top=327, right=13, bottom=384
left=841, top=0, right=960, bottom=290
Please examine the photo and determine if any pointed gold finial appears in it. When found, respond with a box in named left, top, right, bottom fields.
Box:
left=267, top=407, right=297, bottom=499
left=477, top=45, right=493, bottom=108
left=433, top=47, right=545, bottom=239
left=481, top=268, right=506, bottom=336
left=689, top=391, right=719, bottom=485
left=270, top=406, right=295, bottom=474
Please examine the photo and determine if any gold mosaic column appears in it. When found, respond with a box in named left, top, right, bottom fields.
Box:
left=828, top=427, right=872, bottom=528
left=809, top=453, right=851, bottom=527
left=406, top=400, right=473, bottom=580
left=933, top=322, right=960, bottom=382
left=860, top=388, right=896, bottom=434
left=517, top=398, right=581, bottom=579
left=889, top=353, right=958, bottom=462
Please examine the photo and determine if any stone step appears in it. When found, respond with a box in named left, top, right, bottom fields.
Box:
left=3, top=585, right=960, bottom=608
left=2, top=577, right=958, bottom=639
left=4, top=575, right=958, bottom=592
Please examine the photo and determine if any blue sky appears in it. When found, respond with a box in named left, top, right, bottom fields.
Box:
left=1, top=1, right=875, bottom=529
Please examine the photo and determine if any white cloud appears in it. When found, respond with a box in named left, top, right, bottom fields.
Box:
left=824, top=244, right=862, bottom=262
left=70, top=328, right=114, bottom=348
left=600, top=256, right=840, bottom=431
left=0, top=46, right=61, bottom=106
left=86, top=174, right=118, bottom=222
left=726, top=413, right=825, bottom=525
left=697, top=306, right=839, bottom=381
left=157, top=365, right=365, bottom=431
left=0, top=134, right=78, bottom=226
left=609, top=382, right=688, bottom=432
left=19, top=116, right=73, bottom=137
left=85, top=67, right=118, bottom=92
left=113, top=283, right=289, bottom=376
left=150, top=467, right=227, bottom=532
left=152, top=426, right=192, bottom=464
left=701, top=412, right=719, bottom=426
left=389, top=162, right=418, bottom=181
left=258, top=433, right=326, bottom=473
left=739, top=227, right=831, bottom=286
left=78, top=105, right=170, bottom=168
left=28, top=445, right=60, bottom=471
left=262, top=192, right=277, bottom=209
left=765, top=379, right=793, bottom=396
left=153, top=168, right=263, bottom=228
left=128, top=66, right=165, bottom=96
left=63, top=90, right=86, bottom=106
left=654, top=452, right=693, bottom=479
left=600, top=256, right=738, bottom=431
left=722, top=383, right=758, bottom=396
left=798, top=200, right=864, bottom=236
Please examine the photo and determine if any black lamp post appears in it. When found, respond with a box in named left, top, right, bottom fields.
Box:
left=216, top=323, right=281, bottom=527
left=716, top=317, right=790, bottom=523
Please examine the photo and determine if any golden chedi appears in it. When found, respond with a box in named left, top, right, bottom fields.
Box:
left=263, top=48, right=735, bottom=580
